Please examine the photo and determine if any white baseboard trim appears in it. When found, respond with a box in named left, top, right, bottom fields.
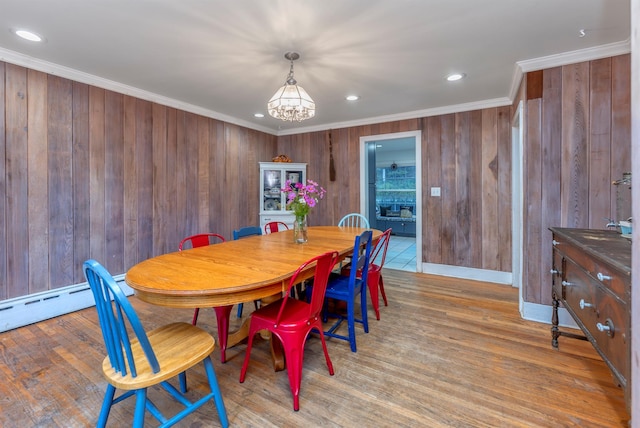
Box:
left=422, top=263, right=513, bottom=285
left=520, top=301, right=579, bottom=329
left=0, top=274, right=132, bottom=332
left=419, top=264, right=579, bottom=330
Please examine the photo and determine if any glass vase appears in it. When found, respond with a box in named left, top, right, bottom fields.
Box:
left=293, top=215, right=308, bottom=244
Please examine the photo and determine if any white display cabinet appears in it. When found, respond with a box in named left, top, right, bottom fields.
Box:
left=259, top=162, right=307, bottom=229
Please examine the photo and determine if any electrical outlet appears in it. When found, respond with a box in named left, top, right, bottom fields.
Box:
left=431, top=187, right=441, bottom=197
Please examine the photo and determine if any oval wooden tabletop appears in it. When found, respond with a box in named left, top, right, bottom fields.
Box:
left=125, top=226, right=381, bottom=308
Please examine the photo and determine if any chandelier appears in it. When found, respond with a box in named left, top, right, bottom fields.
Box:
left=267, top=52, right=315, bottom=122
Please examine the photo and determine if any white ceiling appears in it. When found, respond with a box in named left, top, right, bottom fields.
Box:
left=0, top=0, right=631, bottom=136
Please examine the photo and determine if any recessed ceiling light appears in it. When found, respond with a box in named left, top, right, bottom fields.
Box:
left=446, top=73, right=465, bottom=82
left=345, top=95, right=359, bottom=101
left=14, top=29, right=43, bottom=42
left=254, top=113, right=265, bottom=118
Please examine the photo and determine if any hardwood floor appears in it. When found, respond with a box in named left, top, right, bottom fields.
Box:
left=0, top=270, right=629, bottom=427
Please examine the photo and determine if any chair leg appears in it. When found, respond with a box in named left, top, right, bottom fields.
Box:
left=315, top=321, right=335, bottom=375
left=213, top=305, right=233, bottom=363
left=277, top=331, right=305, bottom=411
left=367, top=272, right=381, bottom=320
left=97, top=384, right=116, bottom=428
left=239, top=325, right=257, bottom=383
left=236, top=303, right=244, bottom=319
left=191, top=308, right=200, bottom=325
left=379, top=276, right=388, bottom=306
left=347, top=299, right=357, bottom=352
left=360, top=285, right=369, bottom=334
left=133, top=389, right=147, bottom=428
left=203, top=356, right=230, bottom=428
left=179, top=371, right=187, bottom=393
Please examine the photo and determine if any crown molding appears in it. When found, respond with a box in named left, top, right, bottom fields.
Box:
left=1, top=39, right=631, bottom=138
left=0, top=46, right=278, bottom=136
left=516, top=39, right=630, bottom=73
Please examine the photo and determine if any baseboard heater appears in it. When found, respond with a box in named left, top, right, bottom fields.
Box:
left=0, top=274, right=132, bottom=333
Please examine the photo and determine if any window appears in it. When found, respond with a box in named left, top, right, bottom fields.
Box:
left=376, top=165, right=416, bottom=216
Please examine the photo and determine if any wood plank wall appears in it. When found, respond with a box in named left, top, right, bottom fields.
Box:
left=278, top=109, right=512, bottom=271
left=523, top=54, right=631, bottom=304
left=0, top=62, right=277, bottom=299
left=0, top=54, right=631, bottom=308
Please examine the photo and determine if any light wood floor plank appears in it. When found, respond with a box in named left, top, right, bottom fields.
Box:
left=0, top=270, right=629, bottom=427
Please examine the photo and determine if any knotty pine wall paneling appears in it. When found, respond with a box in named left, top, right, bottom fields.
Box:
left=5, top=63, right=28, bottom=299
left=496, top=106, right=512, bottom=271
left=539, top=67, right=562, bottom=306
left=28, top=70, right=48, bottom=294
left=524, top=94, right=543, bottom=304
left=277, top=113, right=513, bottom=273
left=0, top=63, right=5, bottom=300
left=72, top=82, right=90, bottom=289
left=437, top=114, right=456, bottom=266
left=105, top=90, right=125, bottom=275
left=561, top=62, right=590, bottom=229
left=424, top=115, right=444, bottom=265
left=523, top=54, right=631, bottom=305
left=0, top=60, right=276, bottom=300
left=48, top=75, right=74, bottom=290
left=590, top=58, right=614, bottom=227
left=611, top=54, right=631, bottom=186
left=0, top=54, right=630, bottom=307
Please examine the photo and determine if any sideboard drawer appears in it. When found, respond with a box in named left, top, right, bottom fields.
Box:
left=563, top=259, right=599, bottom=333
left=549, top=227, right=631, bottom=413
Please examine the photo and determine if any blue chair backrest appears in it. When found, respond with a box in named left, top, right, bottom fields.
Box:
left=83, top=259, right=159, bottom=378
left=338, top=213, right=370, bottom=228
left=347, top=230, right=373, bottom=289
left=233, top=226, right=262, bottom=240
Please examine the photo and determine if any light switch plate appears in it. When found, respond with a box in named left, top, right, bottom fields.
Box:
left=431, top=187, right=441, bottom=197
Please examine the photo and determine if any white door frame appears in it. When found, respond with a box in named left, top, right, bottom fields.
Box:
left=360, top=130, right=423, bottom=273
left=512, top=101, right=525, bottom=310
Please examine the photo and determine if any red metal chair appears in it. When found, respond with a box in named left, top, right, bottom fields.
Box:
left=340, top=228, right=391, bottom=320
left=264, top=221, right=289, bottom=234
left=179, top=233, right=234, bottom=363
left=239, top=250, right=339, bottom=411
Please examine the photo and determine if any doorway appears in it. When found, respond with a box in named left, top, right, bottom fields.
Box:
left=360, top=131, right=422, bottom=273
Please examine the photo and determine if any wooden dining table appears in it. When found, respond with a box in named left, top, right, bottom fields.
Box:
left=125, top=226, right=381, bottom=370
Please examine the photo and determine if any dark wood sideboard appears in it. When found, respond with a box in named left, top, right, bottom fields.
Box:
left=549, top=227, right=631, bottom=413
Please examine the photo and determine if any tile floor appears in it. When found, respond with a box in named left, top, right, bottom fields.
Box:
left=384, top=235, right=416, bottom=272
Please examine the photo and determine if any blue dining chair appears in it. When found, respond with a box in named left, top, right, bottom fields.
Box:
left=83, top=259, right=229, bottom=428
left=233, top=225, right=263, bottom=240
left=321, top=230, right=373, bottom=352
left=233, top=226, right=263, bottom=318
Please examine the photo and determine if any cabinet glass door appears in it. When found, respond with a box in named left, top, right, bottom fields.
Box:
left=263, top=169, right=282, bottom=212
left=284, top=170, right=303, bottom=186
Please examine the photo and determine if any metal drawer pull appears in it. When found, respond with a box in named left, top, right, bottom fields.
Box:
left=561, top=280, right=573, bottom=287
left=550, top=269, right=558, bottom=275
left=579, top=299, right=593, bottom=309
left=596, top=319, right=615, bottom=337
left=552, top=239, right=560, bottom=246
left=596, top=272, right=612, bottom=281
